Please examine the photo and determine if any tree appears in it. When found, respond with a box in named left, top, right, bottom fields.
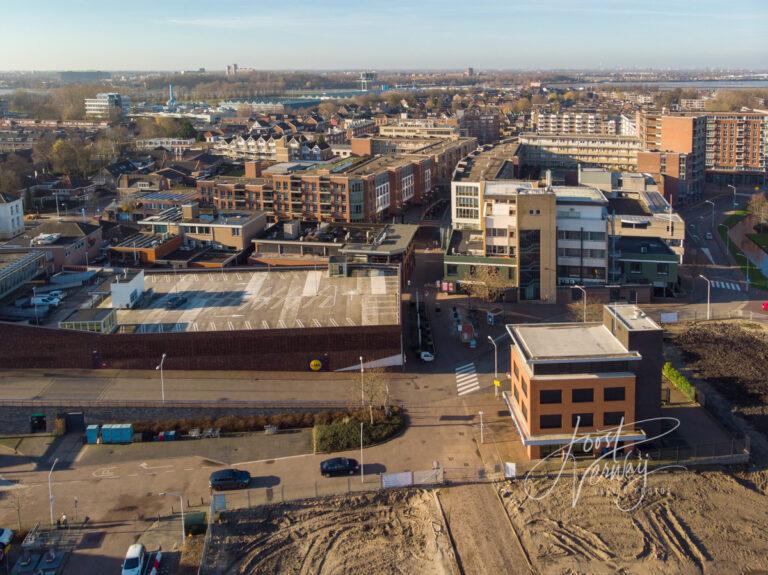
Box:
left=0, top=167, right=21, bottom=196
left=360, top=367, right=390, bottom=423
left=33, top=135, right=56, bottom=168
left=512, top=97, right=531, bottom=113
left=318, top=101, right=339, bottom=118
left=748, top=193, right=768, bottom=229
left=464, top=265, right=514, bottom=303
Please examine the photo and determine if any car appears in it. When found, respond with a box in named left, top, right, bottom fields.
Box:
left=0, top=528, right=13, bottom=562
left=704, top=232, right=713, bottom=240
left=420, top=350, right=435, bottom=362
left=762, top=301, right=768, bottom=312
left=320, top=457, right=360, bottom=477
left=165, top=294, right=187, bottom=309
left=31, top=295, right=60, bottom=306
left=121, top=543, right=145, bottom=575
left=209, top=468, right=251, bottom=491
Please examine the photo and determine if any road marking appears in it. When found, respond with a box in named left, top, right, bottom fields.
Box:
left=262, top=320, right=269, bottom=329
left=329, top=318, right=338, bottom=327
left=296, top=318, right=304, bottom=328
left=233, top=452, right=314, bottom=466
left=346, top=317, right=355, bottom=326
left=312, top=318, right=322, bottom=327
left=455, top=363, right=480, bottom=396
left=244, top=320, right=252, bottom=330
left=278, top=319, right=286, bottom=329
left=139, top=462, right=174, bottom=471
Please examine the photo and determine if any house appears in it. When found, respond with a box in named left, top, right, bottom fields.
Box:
left=0, top=192, right=24, bottom=239
left=1, top=220, right=102, bottom=270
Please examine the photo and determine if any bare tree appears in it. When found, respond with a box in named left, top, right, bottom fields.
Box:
left=359, top=367, right=390, bottom=424
left=464, top=265, right=514, bottom=303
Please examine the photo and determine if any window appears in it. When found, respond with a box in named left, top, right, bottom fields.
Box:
left=513, top=385, right=519, bottom=402
left=629, top=262, right=642, bottom=274
left=446, top=264, right=458, bottom=276
left=657, top=263, right=669, bottom=275
left=604, top=387, right=625, bottom=401
left=528, top=209, right=541, bottom=215
left=603, top=411, right=625, bottom=426
left=539, top=414, right=562, bottom=429
left=231, top=228, right=241, bottom=236
left=571, top=413, right=594, bottom=427
left=539, top=389, right=562, bottom=404
left=572, top=388, right=594, bottom=403
left=521, top=402, right=527, bottom=421
left=521, top=378, right=528, bottom=397
left=513, top=363, right=519, bottom=378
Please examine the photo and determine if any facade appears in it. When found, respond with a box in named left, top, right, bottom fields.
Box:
left=379, top=120, right=460, bottom=139
left=704, top=111, right=768, bottom=185
left=613, top=236, right=679, bottom=291
left=458, top=109, right=501, bottom=145
left=504, top=304, right=662, bottom=460
left=0, top=98, right=6, bottom=118
left=534, top=111, right=618, bottom=135
left=84, top=93, right=131, bottom=119
left=0, top=250, right=50, bottom=300
left=59, top=308, right=118, bottom=334
left=137, top=138, right=195, bottom=152
left=213, top=134, right=333, bottom=163
left=0, top=192, right=24, bottom=240
left=519, top=133, right=643, bottom=171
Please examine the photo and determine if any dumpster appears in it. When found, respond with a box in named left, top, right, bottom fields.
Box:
left=111, top=424, right=134, bottom=444
left=100, top=424, right=114, bottom=443
left=85, top=425, right=100, bottom=445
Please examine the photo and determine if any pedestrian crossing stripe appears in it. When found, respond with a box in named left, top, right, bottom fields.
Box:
left=455, top=362, right=480, bottom=396
left=712, top=281, right=741, bottom=291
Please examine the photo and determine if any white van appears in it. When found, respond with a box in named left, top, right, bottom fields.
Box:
left=121, top=543, right=146, bottom=575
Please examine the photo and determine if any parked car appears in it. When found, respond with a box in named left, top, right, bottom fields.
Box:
left=209, top=468, right=251, bottom=491
left=762, top=301, right=768, bottom=312
left=320, top=457, right=360, bottom=477
left=704, top=232, right=713, bottom=240
left=165, top=294, right=187, bottom=309
left=420, top=350, right=435, bottom=362
left=121, top=543, right=145, bottom=575
left=0, top=528, right=13, bottom=562
left=31, top=295, right=60, bottom=306
left=46, top=290, right=65, bottom=300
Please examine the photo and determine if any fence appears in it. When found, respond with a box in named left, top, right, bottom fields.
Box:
left=652, top=308, right=768, bottom=325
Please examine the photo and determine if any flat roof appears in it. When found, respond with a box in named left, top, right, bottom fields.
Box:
left=605, top=304, right=662, bottom=332
left=509, top=323, right=641, bottom=363
left=61, top=308, right=114, bottom=323
left=553, top=186, right=607, bottom=205
left=111, top=267, right=400, bottom=333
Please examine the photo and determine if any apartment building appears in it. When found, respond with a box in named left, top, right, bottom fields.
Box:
left=84, top=93, right=131, bottom=119
left=458, top=109, right=501, bottom=145
left=705, top=111, right=767, bottom=185
left=0, top=250, right=50, bottom=300
left=213, top=134, right=333, bottom=162
left=504, top=304, right=662, bottom=459
left=0, top=98, right=6, bottom=118
left=533, top=111, right=618, bottom=135
left=519, top=133, right=643, bottom=171
left=379, top=119, right=460, bottom=139
left=2, top=221, right=102, bottom=271
left=0, top=192, right=24, bottom=240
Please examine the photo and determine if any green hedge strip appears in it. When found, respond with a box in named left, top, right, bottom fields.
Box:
left=314, top=411, right=404, bottom=453
left=663, top=362, right=696, bottom=401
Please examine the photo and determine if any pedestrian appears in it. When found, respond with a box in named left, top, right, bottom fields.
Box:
left=61, top=513, right=68, bottom=528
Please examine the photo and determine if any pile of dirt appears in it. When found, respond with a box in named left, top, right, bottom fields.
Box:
left=203, top=489, right=456, bottom=575
left=672, top=322, right=768, bottom=435
left=501, top=467, right=768, bottom=574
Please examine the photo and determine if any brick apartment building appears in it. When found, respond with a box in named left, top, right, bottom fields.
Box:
left=458, top=109, right=501, bottom=145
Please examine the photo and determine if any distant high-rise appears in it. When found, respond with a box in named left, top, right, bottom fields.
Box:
left=84, top=92, right=130, bottom=120
left=166, top=84, right=177, bottom=111
left=465, top=67, right=475, bottom=77
left=359, top=71, right=377, bottom=91
left=226, top=63, right=238, bottom=76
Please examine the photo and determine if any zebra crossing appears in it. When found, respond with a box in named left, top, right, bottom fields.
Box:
left=455, top=362, right=481, bottom=396
left=712, top=280, right=742, bottom=292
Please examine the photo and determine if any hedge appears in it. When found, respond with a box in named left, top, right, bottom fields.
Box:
left=662, top=362, right=696, bottom=401
left=314, top=408, right=404, bottom=453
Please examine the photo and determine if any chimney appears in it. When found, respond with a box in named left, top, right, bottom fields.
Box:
left=181, top=202, right=199, bottom=221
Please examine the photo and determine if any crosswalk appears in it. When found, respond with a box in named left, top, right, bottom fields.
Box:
left=455, top=362, right=480, bottom=396
left=712, top=280, right=742, bottom=292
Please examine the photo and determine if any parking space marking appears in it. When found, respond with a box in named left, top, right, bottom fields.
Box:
left=329, top=318, right=338, bottom=327
left=278, top=319, right=286, bottom=329
left=296, top=319, right=304, bottom=328
left=262, top=320, right=269, bottom=329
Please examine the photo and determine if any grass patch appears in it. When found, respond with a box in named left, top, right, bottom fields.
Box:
left=748, top=233, right=768, bottom=254
left=314, top=407, right=404, bottom=452
left=663, top=362, right=696, bottom=402
left=718, top=212, right=768, bottom=290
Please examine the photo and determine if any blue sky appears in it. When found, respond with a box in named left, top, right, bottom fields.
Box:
left=1, top=0, right=766, bottom=70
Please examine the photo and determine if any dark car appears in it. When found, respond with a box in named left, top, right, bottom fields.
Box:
left=165, top=294, right=187, bottom=309
left=209, top=469, right=251, bottom=491
left=320, top=457, right=360, bottom=477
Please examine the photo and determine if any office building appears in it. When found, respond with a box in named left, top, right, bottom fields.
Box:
left=84, top=93, right=131, bottom=119
left=504, top=304, right=662, bottom=460
left=0, top=192, right=24, bottom=240
left=0, top=250, right=50, bottom=300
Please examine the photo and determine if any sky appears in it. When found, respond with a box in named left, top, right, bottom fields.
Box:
left=1, top=0, right=766, bottom=71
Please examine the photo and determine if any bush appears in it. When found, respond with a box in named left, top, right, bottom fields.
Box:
left=663, top=362, right=696, bottom=401
left=314, top=408, right=404, bottom=453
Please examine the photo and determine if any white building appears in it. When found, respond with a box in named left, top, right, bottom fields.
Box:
left=85, top=93, right=131, bottom=119
left=0, top=192, right=24, bottom=239
left=110, top=269, right=145, bottom=309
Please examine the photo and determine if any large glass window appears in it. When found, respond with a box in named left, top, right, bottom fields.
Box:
left=572, top=388, right=594, bottom=403
left=604, top=387, right=626, bottom=401
left=571, top=413, right=594, bottom=427
left=539, top=389, right=562, bottom=404
left=540, top=414, right=562, bottom=429
left=603, top=411, right=625, bottom=426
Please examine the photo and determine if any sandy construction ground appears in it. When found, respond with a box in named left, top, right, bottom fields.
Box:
left=500, top=467, right=768, bottom=574
left=203, top=489, right=458, bottom=575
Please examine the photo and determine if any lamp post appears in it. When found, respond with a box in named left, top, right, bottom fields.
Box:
left=359, top=356, right=364, bottom=406
left=573, top=285, right=587, bottom=322
left=360, top=421, right=364, bottom=484
left=479, top=411, right=484, bottom=444
left=487, top=335, right=498, bottom=398
left=159, top=491, right=185, bottom=547
left=728, top=184, right=737, bottom=208
left=704, top=200, right=715, bottom=229
left=48, top=458, right=59, bottom=525
left=156, top=353, right=167, bottom=403
left=698, top=274, right=711, bottom=320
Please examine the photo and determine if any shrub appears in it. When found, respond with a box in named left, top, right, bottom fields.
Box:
left=314, top=409, right=404, bottom=453
left=663, top=362, right=696, bottom=401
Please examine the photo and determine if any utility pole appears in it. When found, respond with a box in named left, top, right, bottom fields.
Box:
left=359, top=356, right=364, bottom=406
left=698, top=274, right=711, bottom=320
left=479, top=411, right=484, bottom=444
left=360, top=421, right=364, bottom=484
left=156, top=353, right=167, bottom=403
left=487, top=336, right=498, bottom=398
left=48, top=458, right=59, bottom=525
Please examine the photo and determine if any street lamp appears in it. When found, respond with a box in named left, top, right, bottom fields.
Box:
left=573, top=285, right=587, bottom=322
left=698, top=274, right=711, bottom=320
left=48, top=457, right=59, bottom=525
left=359, top=356, right=364, bottom=406
left=728, top=184, right=737, bottom=208
left=159, top=491, right=186, bottom=547
left=360, top=421, right=364, bottom=484
left=704, top=200, right=715, bottom=229
left=156, top=353, right=167, bottom=403
left=487, top=335, right=498, bottom=398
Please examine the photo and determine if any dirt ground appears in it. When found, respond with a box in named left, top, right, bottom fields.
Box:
left=671, top=321, right=768, bottom=438
left=500, top=467, right=768, bottom=574
left=202, top=489, right=458, bottom=575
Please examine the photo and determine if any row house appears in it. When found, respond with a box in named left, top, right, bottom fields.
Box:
left=213, top=134, right=333, bottom=162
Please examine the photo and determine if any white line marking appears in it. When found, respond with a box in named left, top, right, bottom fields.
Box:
left=296, top=319, right=304, bottom=328
left=455, top=362, right=475, bottom=372
left=278, top=319, right=286, bottom=329
left=312, top=318, right=321, bottom=327
left=329, top=318, right=339, bottom=327
left=262, top=320, right=269, bottom=329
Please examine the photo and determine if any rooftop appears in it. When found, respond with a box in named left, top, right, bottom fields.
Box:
left=139, top=206, right=262, bottom=227
left=453, top=140, right=521, bottom=182
left=553, top=186, right=608, bottom=205
left=60, top=307, right=114, bottom=323
left=110, top=267, right=400, bottom=333
left=2, top=221, right=100, bottom=249
left=616, top=236, right=677, bottom=257
left=605, top=304, right=662, bottom=332
left=509, top=322, right=641, bottom=363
